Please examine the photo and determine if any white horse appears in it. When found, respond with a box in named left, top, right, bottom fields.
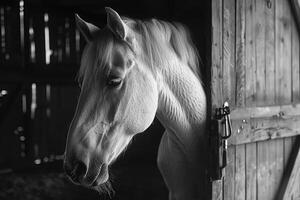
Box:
left=64, top=7, right=207, bottom=200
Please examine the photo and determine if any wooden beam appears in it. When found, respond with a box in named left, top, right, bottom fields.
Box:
left=276, top=137, right=300, bottom=200
left=228, top=104, right=300, bottom=145
left=230, top=104, right=300, bottom=119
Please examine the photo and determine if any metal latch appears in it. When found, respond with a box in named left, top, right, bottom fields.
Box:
left=209, top=101, right=232, bottom=181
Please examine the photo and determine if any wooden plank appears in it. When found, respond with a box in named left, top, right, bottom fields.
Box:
left=245, top=143, right=256, bottom=200
left=212, top=180, right=223, bottom=200
left=254, top=1, right=270, bottom=198
left=257, top=140, right=270, bottom=200
left=229, top=115, right=300, bottom=145
left=275, top=0, right=292, bottom=105
left=235, top=144, right=246, bottom=200
left=245, top=0, right=256, bottom=106
left=222, top=0, right=235, bottom=199
left=234, top=0, right=246, bottom=199
left=268, top=139, right=278, bottom=200
left=272, top=0, right=290, bottom=198
left=222, top=0, right=232, bottom=104
left=235, top=0, right=246, bottom=107
left=210, top=0, right=223, bottom=198
left=230, top=104, right=300, bottom=120
left=224, top=145, right=235, bottom=200
left=211, top=0, right=223, bottom=110
left=275, top=138, right=285, bottom=200
left=264, top=0, right=278, bottom=198
left=254, top=0, right=266, bottom=106
left=265, top=0, right=276, bottom=105
left=276, top=137, right=300, bottom=200
left=291, top=7, right=300, bottom=103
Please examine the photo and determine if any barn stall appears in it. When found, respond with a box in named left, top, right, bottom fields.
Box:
left=0, top=0, right=299, bottom=199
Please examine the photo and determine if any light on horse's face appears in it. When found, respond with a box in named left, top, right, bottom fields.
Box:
left=64, top=39, right=158, bottom=187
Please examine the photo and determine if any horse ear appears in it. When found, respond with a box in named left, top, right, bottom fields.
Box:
left=75, top=14, right=100, bottom=42
left=105, top=7, right=128, bottom=40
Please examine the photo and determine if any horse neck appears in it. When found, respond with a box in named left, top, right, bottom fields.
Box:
left=156, top=61, right=207, bottom=145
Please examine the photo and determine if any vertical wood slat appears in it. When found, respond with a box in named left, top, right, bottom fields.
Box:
left=235, top=0, right=246, bottom=107
left=255, top=0, right=270, bottom=200
left=254, top=0, right=266, bottom=106
left=276, top=0, right=292, bottom=104
left=264, top=0, right=278, bottom=199
left=222, top=0, right=236, bottom=199
left=245, top=0, right=256, bottom=106
left=245, top=143, right=256, bottom=200
left=275, top=0, right=292, bottom=198
left=291, top=6, right=300, bottom=103
left=211, top=0, right=223, bottom=198
left=211, top=0, right=223, bottom=110
left=235, top=0, right=246, bottom=199
left=235, top=144, right=246, bottom=200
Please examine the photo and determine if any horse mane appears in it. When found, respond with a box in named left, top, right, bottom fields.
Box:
left=126, top=17, right=201, bottom=79
left=77, top=17, right=201, bottom=84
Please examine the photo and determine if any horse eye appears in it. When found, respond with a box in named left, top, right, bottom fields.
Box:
left=107, top=76, right=122, bottom=87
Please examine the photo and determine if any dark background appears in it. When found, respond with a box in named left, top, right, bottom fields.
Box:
left=0, top=0, right=210, bottom=199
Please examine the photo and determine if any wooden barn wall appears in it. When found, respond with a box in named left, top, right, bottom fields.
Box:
left=211, top=0, right=300, bottom=199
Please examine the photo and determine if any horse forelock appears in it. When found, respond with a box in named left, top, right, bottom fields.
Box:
left=77, top=18, right=201, bottom=86
left=77, top=28, right=115, bottom=86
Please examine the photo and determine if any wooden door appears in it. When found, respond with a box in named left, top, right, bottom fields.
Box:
left=210, top=0, right=300, bottom=199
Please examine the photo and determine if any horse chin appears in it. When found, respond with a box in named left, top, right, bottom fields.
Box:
left=91, top=168, right=115, bottom=197
left=94, top=165, right=109, bottom=185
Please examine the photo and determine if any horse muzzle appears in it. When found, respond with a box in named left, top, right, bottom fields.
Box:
left=64, top=158, right=109, bottom=187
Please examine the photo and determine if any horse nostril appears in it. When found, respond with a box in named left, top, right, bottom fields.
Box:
left=64, top=161, right=87, bottom=183
left=73, top=161, right=87, bottom=179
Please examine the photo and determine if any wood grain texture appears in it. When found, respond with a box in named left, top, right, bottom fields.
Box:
left=235, top=0, right=246, bottom=107
left=211, top=0, right=223, bottom=111
left=209, top=0, right=300, bottom=198
left=222, top=0, right=236, bottom=199
left=223, top=146, right=235, bottom=200
left=254, top=0, right=266, bottom=106
left=276, top=137, right=300, bottom=200
left=257, top=140, right=270, bottom=200
left=235, top=144, right=246, bottom=200
left=211, top=0, right=223, bottom=198
left=230, top=104, right=300, bottom=120
left=229, top=115, right=300, bottom=145
left=245, top=142, right=256, bottom=200
left=245, top=0, right=256, bottom=106
left=265, top=0, right=276, bottom=106
left=234, top=0, right=247, bottom=198
left=275, top=0, right=292, bottom=104
left=291, top=11, right=300, bottom=103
